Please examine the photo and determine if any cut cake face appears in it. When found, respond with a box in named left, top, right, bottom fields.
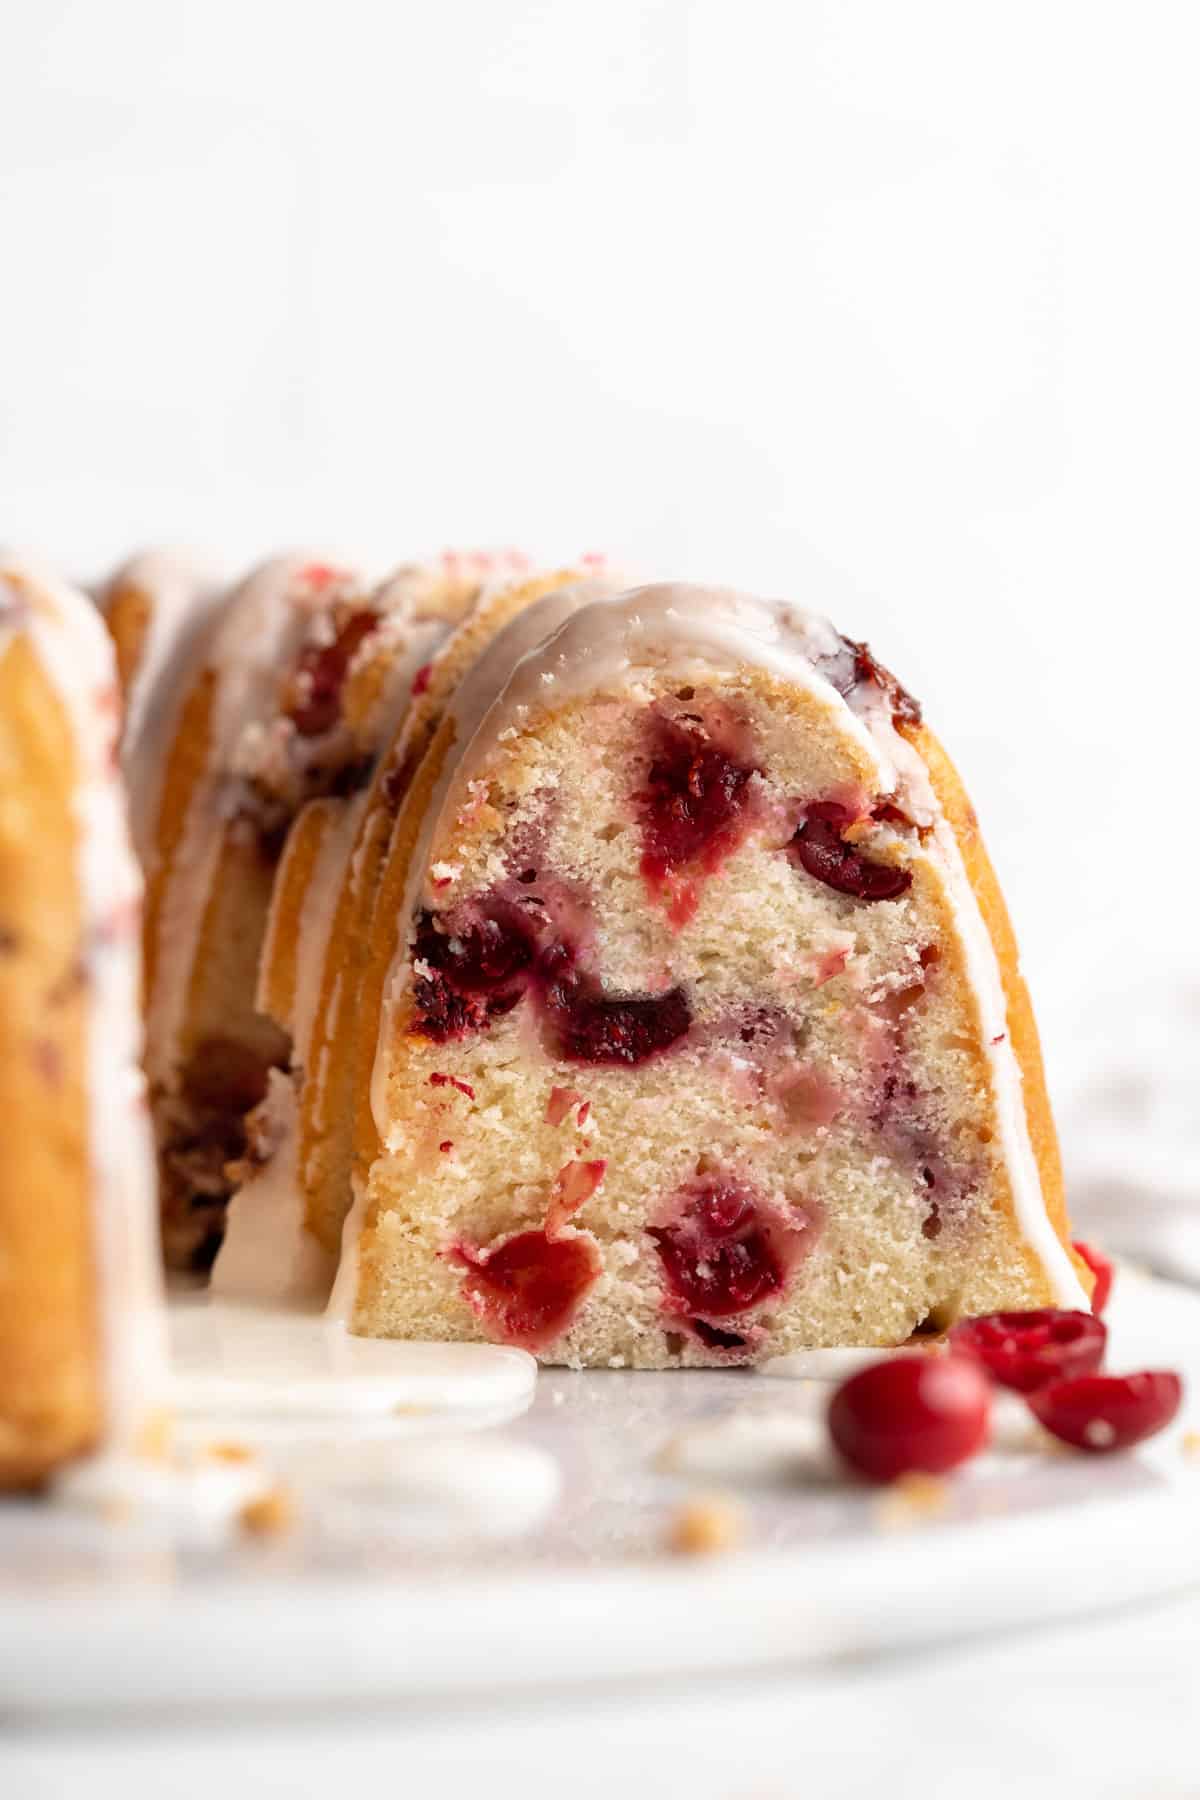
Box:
left=333, top=583, right=1086, bottom=1367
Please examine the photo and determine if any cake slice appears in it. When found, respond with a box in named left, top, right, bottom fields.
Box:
left=337, top=582, right=1088, bottom=1365
left=0, top=553, right=166, bottom=1485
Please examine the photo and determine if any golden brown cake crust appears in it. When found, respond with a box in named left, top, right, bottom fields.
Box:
left=0, top=634, right=102, bottom=1486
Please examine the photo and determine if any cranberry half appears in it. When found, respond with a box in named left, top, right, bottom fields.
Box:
left=448, top=1229, right=600, bottom=1352
left=1073, top=1240, right=1114, bottom=1317
left=542, top=967, right=691, bottom=1066
left=828, top=1354, right=992, bottom=1484
left=411, top=906, right=537, bottom=1040
left=649, top=1181, right=785, bottom=1318
left=1028, top=1370, right=1182, bottom=1453
left=792, top=803, right=912, bottom=902
left=949, top=1309, right=1107, bottom=1394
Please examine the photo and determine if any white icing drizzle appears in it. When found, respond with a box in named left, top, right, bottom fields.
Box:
left=212, top=1074, right=334, bottom=1302
left=144, top=554, right=364, bottom=1090
left=0, top=551, right=167, bottom=1460
left=97, top=549, right=228, bottom=866
left=358, top=580, right=1084, bottom=1316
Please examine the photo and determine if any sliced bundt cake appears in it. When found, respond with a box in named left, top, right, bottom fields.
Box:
left=0, top=552, right=165, bottom=1485
left=334, top=582, right=1088, bottom=1366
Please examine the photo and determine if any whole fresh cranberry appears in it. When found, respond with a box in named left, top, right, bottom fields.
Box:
left=949, top=1309, right=1107, bottom=1393
left=828, top=1354, right=992, bottom=1484
left=1073, top=1240, right=1114, bottom=1317
left=1028, top=1370, right=1182, bottom=1453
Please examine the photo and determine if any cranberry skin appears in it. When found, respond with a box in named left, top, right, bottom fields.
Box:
left=828, top=1354, right=992, bottom=1484
left=649, top=1182, right=784, bottom=1318
left=1028, top=1370, right=1183, bottom=1453
left=1073, top=1240, right=1114, bottom=1316
left=449, top=1230, right=600, bottom=1351
left=544, top=971, right=692, bottom=1066
left=411, top=907, right=536, bottom=1040
left=949, top=1308, right=1107, bottom=1394
left=792, top=803, right=912, bottom=902
left=287, top=608, right=380, bottom=736
left=638, top=716, right=757, bottom=880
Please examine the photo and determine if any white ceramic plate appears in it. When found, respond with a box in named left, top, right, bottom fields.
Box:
left=2, top=1268, right=1198, bottom=1716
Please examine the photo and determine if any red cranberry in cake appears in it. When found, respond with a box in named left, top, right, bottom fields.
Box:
left=286, top=608, right=380, bottom=737
left=542, top=966, right=692, bottom=1066
left=792, top=802, right=912, bottom=902
left=649, top=1178, right=810, bottom=1320
left=411, top=904, right=537, bottom=1040
left=1073, top=1240, right=1114, bottom=1316
left=829, top=1354, right=991, bottom=1483
left=825, top=635, right=922, bottom=729
left=637, top=711, right=758, bottom=920
left=950, top=1309, right=1107, bottom=1394
left=1027, top=1370, right=1182, bottom=1453
left=447, top=1229, right=601, bottom=1351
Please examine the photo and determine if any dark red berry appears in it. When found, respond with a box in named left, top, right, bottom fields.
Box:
left=287, top=609, right=380, bottom=736
left=1028, top=1370, right=1182, bottom=1453
left=791, top=803, right=912, bottom=902
left=637, top=714, right=757, bottom=900
left=448, top=1229, right=599, bottom=1350
left=950, top=1308, right=1107, bottom=1394
left=411, top=906, right=536, bottom=1040
left=828, top=1354, right=991, bottom=1484
left=1073, top=1240, right=1114, bottom=1317
left=543, top=969, right=691, bottom=1065
left=828, top=635, right=922, bottom=728
left=649, top=1181, right=784, bottom=1318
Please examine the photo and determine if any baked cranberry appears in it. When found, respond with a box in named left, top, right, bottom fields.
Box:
left=828, top=1354, right=991, bottom=1483
left=829, top=635, right=922, bottom=728
left=649, top=1181, right=785, bottom=1318
left=1028, top=1370, right=1182, bottom=1453
left=543, top=969, right=691, bottom=1065
left=1073, top=1240, right=1114, bottom=1317
left=638, top=714, right=757, bottom=875
left=287, top=609, right=380, bottom=736
left=792, top=803, right=912, bottom=902
left=949, top=1309, right=1107, bottom=1394
left=448, top=1229, right=600, bottom=1351
left=411, top=906, right=536, bottom=1040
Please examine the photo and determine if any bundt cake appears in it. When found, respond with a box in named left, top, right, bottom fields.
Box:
left=215, top=560, right=610, bottom=1299
left=331, top=582, right=1089, bottom=1366
left=0, top=552, right=166, bottom=1487
left=213, top=551, right=533, bottom=1297
left=98, top=548, right=227, bottom=864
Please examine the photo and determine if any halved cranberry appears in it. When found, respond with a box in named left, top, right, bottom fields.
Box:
left=287, top=609, right=380, bottom=736
left=638, top=714, right=757, bottom=876
left=411, top=906, right=537, bottom=1040
left=829, top=635, right=922, bottom=728
left=828, top=1354, right=991, bottom=1483
left=949, top=1309, right=1107, bottom=1394
left=448, top=1229, right=600, bottom=1351
left=543, top=969, right=691, bottom=1065
left=649, top=1181, right=785, bottom=1318
left=1028, top=1370, right=1182, bottom=1453
left=792, top=803, right=912, bottom=902
left=1073, top=1240, right=1114, bottom=1317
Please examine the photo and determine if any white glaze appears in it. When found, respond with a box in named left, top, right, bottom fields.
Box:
left=98, top=548, right=227, bottom=865
left=212, top=1074, right=334, bottom=1303
left=171, top=1290, right=537, bottom=1432
left=0, top=551, right=167, bottom=1459
left=361, top=579, right=1085, bottom=1314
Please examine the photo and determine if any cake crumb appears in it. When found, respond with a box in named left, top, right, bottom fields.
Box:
left=667, top=1494, right=745, bottom=1557
left=207, top=1440, right=253, bottom=1464
left=874, top=1471, right=949, bottom=1530
left=1181, top=1431, right=1200, bottom=1461
left=239, top=1485, right=294, bottom=1538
